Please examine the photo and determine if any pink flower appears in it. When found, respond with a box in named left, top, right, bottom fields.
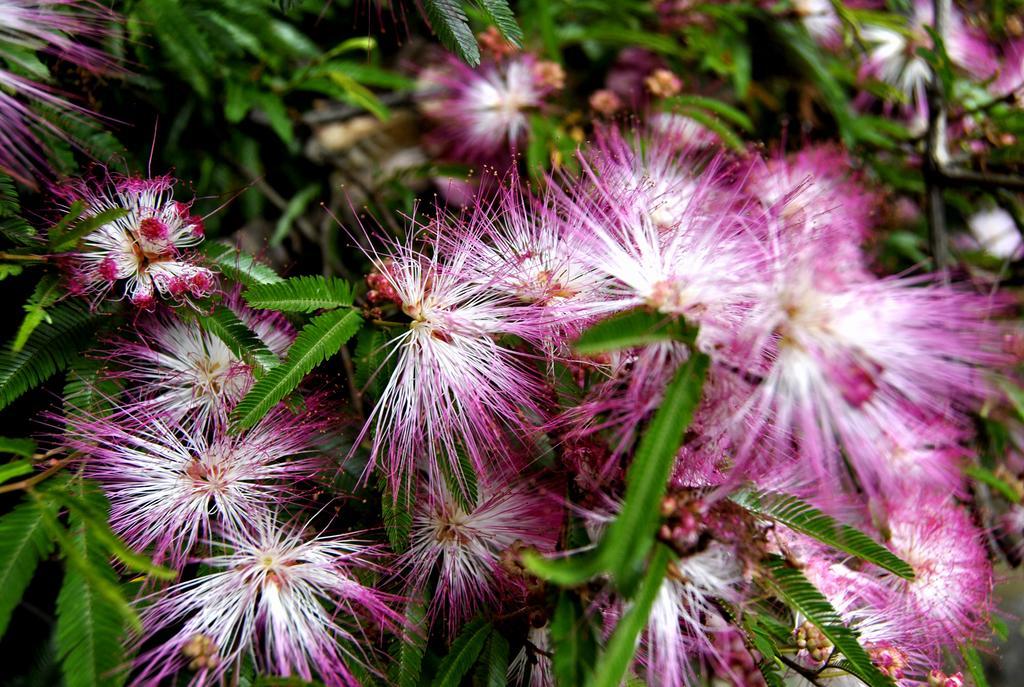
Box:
left=882, top=493, right=994, bottom=648
left=59, top=174, right=216, bottom=308
left=418, top=53, right=557, bottom=161
left=0, top=0, right=121, bottom=186
left=354, top=224, right=549, bottom=495
left=102, top=292, right=294, bottom=429
left=130, top=515, right=402, bottom=687
left=65, top=400, right=329, bottom=568
left=402, top=470, right=562, bottom=633
left=733, top=223, right=1006, bottom=491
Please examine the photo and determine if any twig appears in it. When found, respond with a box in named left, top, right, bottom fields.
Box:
left=0, top=252, right=48, bottom=262
left=301, top=91, right=417, bottom=125
left=0, top=456, right=75, bottom=495
left=923, top=0, right=952, bottom=276
left=777, top=654, right=828, bottom=687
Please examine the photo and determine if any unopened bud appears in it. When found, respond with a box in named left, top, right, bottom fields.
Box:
left=645, top=68, right=682, bottom=98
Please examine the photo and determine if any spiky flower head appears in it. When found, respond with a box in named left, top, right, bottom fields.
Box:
left=355, top=221, right=548, bottom=495
left=882, top=493, right=994, bottom=648
left=402, top=471, right=562, bottom=633
left=0, top=0, right=121, bottom=186
left=130, top=515, right=402, bottom=687
left=66, top=401, right=329, bottom=568
left=558, top=127, right=765, bottom=343
left=418, top=53, right=559, bottom=161
left=103, top=293, right=294, bottom=429
left=734, top=221, right=1006, bottom=491
left=59, top=173, right=216, bottom=308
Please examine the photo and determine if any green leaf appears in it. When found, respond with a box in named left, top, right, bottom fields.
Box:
left=480, top=631, right=510, bottom=687
left=0, top=459, right=32, bottom=484
left=587, top=545, right=672, bottom=687
left=731, top=489, right=915, bottom=579
left=47, top=201, right=85, bottom=246
left=49, top=208, right=130, bottom=252
left=431, top=618, right=492, bottom=687
left=201, top=242, right=284, bottom=288
left=0, top=497, right=56, bottom=638
left=13, top=275, right=62, bottom=352
left=0, top=436, right=36, bottom=457
left=525, top=351, right=708, bottom=589
left=966, top=464, right=1022, bottom=504
left=54, top=494, right=129, bottom=687
left=550, top=592, right=599, bottom=686
left=475, top=0, right=523, bottom=47
left=390, top=599, right=428, bottom=687
left=762, top=556, right=894, bottom=687
left=53, top=485, right=177, bottom=581
left=231, top=308, right=363, bottom=430
left=676, top=106, right=746, bottom=152
left=196, top=306, right=281, bottom=375
left=424, top=0, right=481, bottom=66
left=662, top=95, right=753, bottom=132
left=244, top=275, right=354, bottom=313
left=63, top=355, right=122, bottom=422
left=271, top=184, right=321, bottom=246
left=0, top=300, right=102, bottom=411
left=381, top=476, right=414, bottom=553
left=572, top=308, right=694, bottom=355
left=961, top=645, right=989, bottom=687
left=0, top=264, right=24, bottom=281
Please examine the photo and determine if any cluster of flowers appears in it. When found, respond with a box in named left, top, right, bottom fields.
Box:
left=50, top=112, right=1009, bottom=686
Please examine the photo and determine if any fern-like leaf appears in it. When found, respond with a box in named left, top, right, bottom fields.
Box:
left=423, top=0, right=480, bottom=66
left=389, top=599, right=428, bottom=687
left=201, top=242, right=283, bottom=288
left=231, top=308, right=363, bottom=430
left=431, top=618, right=492, bottom=687
left=475, top=0, right=523, bottom=47
left=0, top=300, right=102, bottom=411
left=244, top=275, right=354, bottom=313
left=731, top=489, right=915, bottom=579
left=762, top=555, right=894, bottom=687
left=0, top=497, right=56, bottom=638
left=196, top=306, right=280, bottom=374
left=55, top=505, right=129, bottom=687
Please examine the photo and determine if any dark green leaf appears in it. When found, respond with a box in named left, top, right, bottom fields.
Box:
left=244, top=275, right=354, bottom=313
left=0, top=497, right=56, bottom=638
left=423, top=0, right=481, bottom=66
left=196, top=305, right=281, bottom=375
left=480, top=632, right=510, bottom=687
left=0, top=436, right=36, bottom=457
left=731, top=489, right=915, bottom=579
left=431, top=618, right=492, bottom=687
left=201, top=242, right=284, bottom=288
left=49, top=208, right=130, bottom=252
left=231, top=308, right=363, bottom=430
left=550, top=592, right=599, bottom=686
left=390, top=599, right=428, bottom=687
left=572, top=308, right=694, bottom=355
left=475, top=0, right=523, bottom=47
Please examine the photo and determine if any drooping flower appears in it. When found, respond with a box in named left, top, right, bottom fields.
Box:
left=967, top=206, right=1023, bottom=260
left=417, top=53, right=559, bottom=161
left=130, top=515, right=402, bottom=687
left=103, top=292, right=294, bottom=429
left=355, top=222, right=549, bottom=494
left=733, top=219, right=1006, bottom=491
left=402, top=470, right=562, bottom=633
left=65, top=400, right=328, bottom=567
left=882, top=493, right=994, bottom=647
left=0, top=0, right=121, bottom=186
left=792, top=0, right=842, bottom=49
left=860, top=0, right=996, bottom=125
left=59, top=173, right=216, bottom=308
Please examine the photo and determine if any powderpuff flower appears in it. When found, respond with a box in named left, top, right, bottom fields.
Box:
left=860, top=1, right=996, bottom=121
left=355, top=225, right=548, bottom=494
left=748, top=145, right=876, bottom=248
left=103, top=293, right=294, bottom=429
left=882, top=493, right=994, bottom=648
left=417, top=53, right=559, bottom=161
left=0, top=0, right=121, bottom=186
left=733, top=223, right=1006, bottom=491
left=130, top=516, right=402, bottom=687
left=447, top=180, right=608, bottom=335
left=639, top=543, right=746, bottom=687
left=402, top=472, right=562, bottom=633
left=792, top=0, right=842, bottom=49
left=558, top=128, right=765, bottom=342
left=993, top=40, right=1024, bottom=99
left=59, top=173, right=216, bottom=308
left=65, top=401, right=328, bottom=568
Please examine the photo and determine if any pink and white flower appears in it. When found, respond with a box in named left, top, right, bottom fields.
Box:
left=402, top=471, right=562, bottom=633
left=65, top=401, right=328, bottom=568
left=355, top=224, right=549, bottom=494
left=418, top=53, right=559, bottom=161
left=103, top=293, right=294, bottom=429
left=130, top=515, right=402, bottom=687
left=59, top=174, right=216, bottom=308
